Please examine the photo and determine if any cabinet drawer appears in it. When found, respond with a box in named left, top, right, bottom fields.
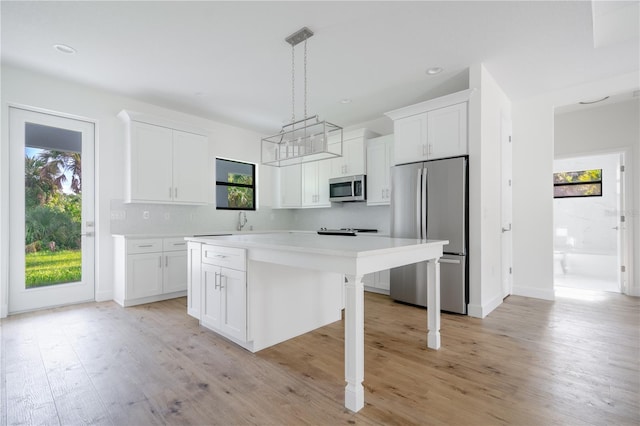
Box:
left=163, top=237, right=188, bottom=252
left=127, top=238, right=162, bottom=254
left=202, top=245, right=246, bottom=271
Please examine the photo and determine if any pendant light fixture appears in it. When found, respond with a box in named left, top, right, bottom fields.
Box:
left=261, top=27, right=343, bottom=167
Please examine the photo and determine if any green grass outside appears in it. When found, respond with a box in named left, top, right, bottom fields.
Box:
left=25, top=249, right=81, bottom=288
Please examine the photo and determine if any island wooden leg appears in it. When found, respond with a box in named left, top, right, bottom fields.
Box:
left=426, top=258, right=441, bottom=349
left=344, top=274, right=365, bottom=412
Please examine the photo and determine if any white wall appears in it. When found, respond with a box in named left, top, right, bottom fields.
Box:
left=467, top=64, right=512, bottom=318
left=0, top=65, right=293, bottom=314
left=555, top=99, right=640, bottom=295
left=512, top=71, right=639, bottom=301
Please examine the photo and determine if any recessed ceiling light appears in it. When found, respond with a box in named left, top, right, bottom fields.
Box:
left=426, top=67, right=443, bottom=75
left=578, top=96, right=609, bottom=105
left=340, top=98, right=352, bottom=104
left=53, top=44, right=76, bottom=54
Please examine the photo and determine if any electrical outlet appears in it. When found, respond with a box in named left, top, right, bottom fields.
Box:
left=143, top=211, right=150, bottom=219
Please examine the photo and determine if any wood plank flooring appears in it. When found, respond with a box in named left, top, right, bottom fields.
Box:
left=1, top=290, right=638, bottom=425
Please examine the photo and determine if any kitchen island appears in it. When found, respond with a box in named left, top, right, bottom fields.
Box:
left=185, top=232, right=447, bottom=413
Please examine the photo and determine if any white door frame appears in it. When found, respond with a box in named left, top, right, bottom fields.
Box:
left=8, top=106, right=96, bottom=313
left=553, top=148, right=632, bottom=295
left=501, top=111, right=514, bottom=298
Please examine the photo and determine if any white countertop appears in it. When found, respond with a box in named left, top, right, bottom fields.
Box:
left=186, top=232, right=447, bottom=258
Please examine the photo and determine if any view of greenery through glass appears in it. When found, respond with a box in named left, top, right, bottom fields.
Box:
left=553, top=169, right=602, bottom=198
left=227, top=172, right=254, bottom=208
left=25, top=147, right=82, bottom=288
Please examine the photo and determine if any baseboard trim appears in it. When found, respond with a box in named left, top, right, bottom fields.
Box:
left=626, top=286, right=640, bottom=297
left=467, top=293, right=504, bottom=319
left=513, top=285, right=555, bottom=301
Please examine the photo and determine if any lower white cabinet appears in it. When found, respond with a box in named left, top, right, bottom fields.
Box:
left=200, top=245, right=247, bottom=342
left=113, top=236, right=188, bottom=307
left=187, top=241, right=343, bottom=352
left=363, top=269, right=390, bottom=294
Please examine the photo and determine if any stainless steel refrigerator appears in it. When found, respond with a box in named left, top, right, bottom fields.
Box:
left=390, top=156, right=468, bottom=314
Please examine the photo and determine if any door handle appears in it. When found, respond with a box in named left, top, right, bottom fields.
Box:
left=501, top=224, right=512, bottom=233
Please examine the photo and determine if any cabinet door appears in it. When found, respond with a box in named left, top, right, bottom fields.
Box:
left=427, top=103, right=467, bottom=159
left=367, top=135, right=394, bottom=205
left=316, top=159, right=331, bottom=206
left=219, top=267, right=247, bottom=341
left=344, top=136, right=366, bottom=176
left=172, top=130, right=209, bottom=204
left=201, top=264, right=221, bottom=330
left=130, top=122, right=173, bottom=202
left=301, top=161, right=331, bottom=207
left=187, top=243, right=201, bottom=319
left=126, top=252, right=163, bottom=299
left=301, top=162, right=318, bottom=206
left=394, top=113, right=428, bottom=165
left=279, top=164, right=301, bottom=208
left=384, top=137, right=394, bottom=201
left=366, top=139, right=387, bottom=205
left=329, top=137, right=366, bottom=177
left=163, top=250, right=188, bottom=293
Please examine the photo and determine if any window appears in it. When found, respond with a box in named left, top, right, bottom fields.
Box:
left=215, top=158, right=256, bottom=210
left=553, top=169, right=602, bottom=198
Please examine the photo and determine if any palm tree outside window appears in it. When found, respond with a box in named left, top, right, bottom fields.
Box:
left=215, top=158, right=256, bottom=210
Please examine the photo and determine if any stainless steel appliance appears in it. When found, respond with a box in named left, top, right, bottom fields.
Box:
left=390, top=156, right=468, bottom=314
left=329, top=175, right=366, bottom=202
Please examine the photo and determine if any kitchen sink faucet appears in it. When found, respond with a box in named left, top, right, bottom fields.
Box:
left=237, top=211, right=248, bottom=231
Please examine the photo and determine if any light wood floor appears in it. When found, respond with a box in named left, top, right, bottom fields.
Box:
left=1, top=290, right=638, bottom=425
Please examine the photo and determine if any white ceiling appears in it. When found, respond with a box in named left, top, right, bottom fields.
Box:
left=2, top=1, right=639, bottom=133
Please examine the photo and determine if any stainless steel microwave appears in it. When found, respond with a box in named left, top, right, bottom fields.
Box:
left=329, top=175, right=366, bottom=202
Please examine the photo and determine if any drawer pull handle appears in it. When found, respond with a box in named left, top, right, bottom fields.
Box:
left=138, top=244, right=153, bottom=248
left=173, top=242, right=186, bottom=246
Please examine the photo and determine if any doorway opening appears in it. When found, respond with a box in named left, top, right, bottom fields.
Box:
left=553, top=152, right=624, bottom=293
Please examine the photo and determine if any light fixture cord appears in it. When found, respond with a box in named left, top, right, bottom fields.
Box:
left=304, top=38, right=308, bottom=121
left=291, top=43, right=295, bottom=125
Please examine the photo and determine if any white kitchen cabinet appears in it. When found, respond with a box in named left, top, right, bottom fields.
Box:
left=329, top=129, right=380, bottom=178
left=119, top=110, right=209, bottom=205
left=301, top=160, right=331, bottom=207
left=393, top=113, right=429, bottom=164
left=113, top=236, right=189, bottom=307
left=277, top=164, right=302, bottom=208
left=363, top=269, right=390, bottom=295
left=427, top=103, right=468, bottom=160
left=385, top=89, right=474, bottom=165
left=187, top=242, right=202, bottom=319
left=201, top=245, right=247, bottom=342
left=366, top=135, right=394, bottom=206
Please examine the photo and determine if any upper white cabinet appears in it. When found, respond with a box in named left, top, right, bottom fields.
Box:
left=119, top=110, right=209, bottom=204
left=366, top=135, right=394, bottom=206
left=385, top=89, right=474, bottom=165
left=302, top=160, right=331, bottom=207
left=276, top=164, right=302, bottom=208
left=328, top=129, right=380, bottom=178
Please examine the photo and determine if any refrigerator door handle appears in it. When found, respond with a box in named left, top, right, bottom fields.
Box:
left=416, top=168, right=422, bottom=239
left=422, top=167, right=428, bottom=240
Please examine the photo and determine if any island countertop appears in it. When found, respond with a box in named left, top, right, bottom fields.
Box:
left=186, top=232, right=448, bottom=260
